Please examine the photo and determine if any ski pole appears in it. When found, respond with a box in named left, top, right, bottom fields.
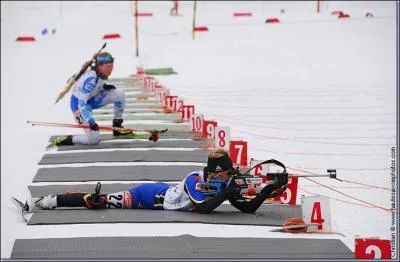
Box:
left=26, top=120, right=167, bottom=134
left=54, top=43, right=107, bottom=104
left=27, top=120, right=132, bottom=132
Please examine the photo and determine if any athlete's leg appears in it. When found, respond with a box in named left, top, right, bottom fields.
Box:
left=69, top=96, right=101, bottom=145
left=129, top=183, right=170, bottom=210
left=91, top=89, right=125, bottom=119
left=91, top=89, right=129, bottom=136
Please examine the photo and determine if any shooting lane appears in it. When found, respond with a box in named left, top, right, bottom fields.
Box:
left=11, top=73, right=353, bottom=259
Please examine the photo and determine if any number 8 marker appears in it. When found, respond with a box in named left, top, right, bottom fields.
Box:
left=215, top=126, right=230, bottom=151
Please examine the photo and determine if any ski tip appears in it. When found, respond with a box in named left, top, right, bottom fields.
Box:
left=45, top=142, right=59, bottom=150
left=46, top=144, right=54, bottom=149
left=11, top=196, right=25, bottom=208
left=269, top=228, right=285, bottom=233
left=12, top=196, right=21, bottom=202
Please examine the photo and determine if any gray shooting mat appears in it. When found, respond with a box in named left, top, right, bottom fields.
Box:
left=56, top=139, right=210, bottom=151
left=124, top=92, right=154, bottom=99
left=29, top=183, right=181, bottom=197
left=27, top=204, right=302, bottom=227
left=96, top=122, right=190, bottom=132
left=106, top=77, right=135, bottom=82
left=93, top=113, right=181, bottom=121
left=32, top=165, right=204, bottom=182
left=33, top=165, right=205, bottom=182
left=38, top=150, right=209, bottom=165
left=94, top=107, right=164, bottom=114
left=11, top=235, right=353, bottom=259
left=118, top=87, right=143, bottom=91
left=49, top=131, right=197, bottom=142
left=104, top=103, right=164, bottom=110
left=115, top=98, right=159, bottom=104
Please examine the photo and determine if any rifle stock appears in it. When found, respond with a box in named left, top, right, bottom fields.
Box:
left=54, top=43, right=107, bottom=104
left=55, top=78, right=76, bottom=104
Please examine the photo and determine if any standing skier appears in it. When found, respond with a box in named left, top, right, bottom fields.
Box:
left=170, top=0, right=179, bottom=16
left=26, top=149, right=288, bottom=214
left=52, top=52, right=131, bottom=146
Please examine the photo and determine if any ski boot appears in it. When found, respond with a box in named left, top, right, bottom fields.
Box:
left=112, top=119, right=132, bottom=137
left=24, top=195, right=58, bottom=211
left=83, top=182, right=108, bottom=209
left=47, top=135, right=73, bottom=148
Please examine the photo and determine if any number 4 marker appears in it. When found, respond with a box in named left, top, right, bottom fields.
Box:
left=301, top=195, right=331, bottom=232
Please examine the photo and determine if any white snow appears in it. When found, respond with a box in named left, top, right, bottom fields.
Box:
left=1, top=1, right=397, bottom=259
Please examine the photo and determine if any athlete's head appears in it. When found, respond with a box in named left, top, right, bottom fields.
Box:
left=95, top=52, right=114, bottom=80
left=203, top=149, right=234, bottom=182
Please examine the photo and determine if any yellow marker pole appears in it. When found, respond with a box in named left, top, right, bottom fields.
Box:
left=135, top=0, right=139, bottom=57
left=192, top=0, right=197, bottom=40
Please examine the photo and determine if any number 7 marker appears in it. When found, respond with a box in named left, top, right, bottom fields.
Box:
left=229, top=140, right=248, bottom=166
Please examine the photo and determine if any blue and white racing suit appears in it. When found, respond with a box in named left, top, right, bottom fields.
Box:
left=69, top=69, right=125, bottom=145
left=106, top=171, right=208, bottom=211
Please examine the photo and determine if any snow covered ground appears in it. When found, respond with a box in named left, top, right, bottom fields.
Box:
left=1, top=1, right=398, bottom=259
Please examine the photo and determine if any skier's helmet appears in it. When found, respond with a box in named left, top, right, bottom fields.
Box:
left=95, top=52, right=114, bottom=66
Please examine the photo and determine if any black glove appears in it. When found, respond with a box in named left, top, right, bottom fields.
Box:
left=225, top=178, right=242, bottom=200
left=270, top=173, right=288, bottom=190
left=90, top=122, right=99, bottom=131
left=75, top=114, right=84, bottom=124
left=149, top=130, right=161, bottom=142
left=259, top=173, right=288, bottom=197
left=103, top=84, right=116, bottom=90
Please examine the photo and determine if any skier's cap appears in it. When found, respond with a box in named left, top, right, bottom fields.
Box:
left=204, top=152, right=233, bottom=174
left=96, top=52, right=114, bottom=65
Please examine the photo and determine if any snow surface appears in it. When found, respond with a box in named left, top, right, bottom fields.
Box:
left=1, top=1, right=398, bottom=259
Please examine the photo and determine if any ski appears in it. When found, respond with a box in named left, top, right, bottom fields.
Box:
left=102, top=132, right=151, bottom=141
left=270, top=224, right=308, bottom=233
left=11, top=196, right=30, bottom=222
left=46, top=129, right=168, bottom=148
left=103, top=128, right=168, bottom=142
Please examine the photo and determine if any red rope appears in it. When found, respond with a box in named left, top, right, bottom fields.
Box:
left=250, top=146, right=386, bottom=158
left=204, top=112, right=394, bottom=131
left=288, top=167, right=390, bottom=191
left=285, top=167, right=391, bottom=211
left=291, top=166, right=389, bottom=171
left=298, top=186, right=378, bottom=209
left=339, top=179, right=390, bottom=191
left=303, top=177, right=392, bottom=212
left=241, top=130, right=392, bottom=146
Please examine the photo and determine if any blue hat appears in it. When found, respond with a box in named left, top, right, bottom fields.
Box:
left=96, top=52, right=114, bottom=65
